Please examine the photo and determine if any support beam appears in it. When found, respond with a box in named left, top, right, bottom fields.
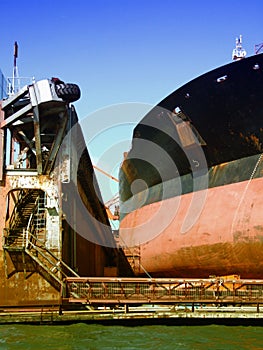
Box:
left=0, top=103, right=32, bottom=128
left=32, top=106, right=43, bottom=174
left=43, top=110, right=69, bottom=174
left=0, top=104, right=5, bottom=181
left=1, top=85, right=28, bottom=109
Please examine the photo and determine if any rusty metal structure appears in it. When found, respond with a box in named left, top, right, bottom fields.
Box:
left=0, top=78, right=132, bottom=307
left=63, top=276, right=263, bottom=308
left=2, top=42, right=263, bottom=319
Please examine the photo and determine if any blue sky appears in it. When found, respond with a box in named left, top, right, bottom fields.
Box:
left=1, top=0, right=263, bottom=203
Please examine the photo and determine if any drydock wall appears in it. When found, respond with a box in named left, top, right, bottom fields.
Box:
left=0, top=90, right=132, bottom=307
left=0, top=178, right=59, bottom=306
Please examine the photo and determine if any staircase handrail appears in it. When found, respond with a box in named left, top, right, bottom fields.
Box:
left=26, top=195, right=42, bottom=244
left=25, top=196, right=79, bottom=278
left=25, top=226, right=79, bottom=278
left=6, top=189, right=27, bottom=232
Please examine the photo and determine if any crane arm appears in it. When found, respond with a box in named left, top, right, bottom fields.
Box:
left=93, top=165, right=119, bottom=182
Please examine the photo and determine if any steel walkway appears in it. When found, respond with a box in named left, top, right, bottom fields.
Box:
left=63, top=276, right=263, bottom=308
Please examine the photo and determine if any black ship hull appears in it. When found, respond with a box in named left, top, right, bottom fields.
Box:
left=119, top=53, right=263, bottom=278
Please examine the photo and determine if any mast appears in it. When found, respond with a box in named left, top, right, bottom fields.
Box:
left=11, top=41, right=19, bottom=94
left=232, top=35, right=247, bottom=61
left=8, top=42, right=34, bottom=96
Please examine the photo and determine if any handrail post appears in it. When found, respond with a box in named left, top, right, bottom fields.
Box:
left=3, top=228, right=8, bottom=247
left=22, top=228, right=25, bottom=247
left=25, top=228, right=29, bottom=248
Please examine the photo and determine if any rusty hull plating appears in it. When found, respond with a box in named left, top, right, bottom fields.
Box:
left=119, top=53, right=263, bottom=278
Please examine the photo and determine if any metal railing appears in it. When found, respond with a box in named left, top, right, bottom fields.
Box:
left=6, top=189, right=28, bottom=233
left=3, top=192, right=79, bottom=285
left=63, top=277, right=263, bottom=305
left=25, top=228, right=79, bottom=282
left=26, top=194, right=46, bottom=245
left=7, top=76, right=34, bottom=96
left=3, top=190, right=40, bottom=248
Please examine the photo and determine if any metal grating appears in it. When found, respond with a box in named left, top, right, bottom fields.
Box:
left=63, top=277, right=263, bottom=305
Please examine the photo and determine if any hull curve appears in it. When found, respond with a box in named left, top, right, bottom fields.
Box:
left=121, top=174, right=263, bottom=278
left=119, top=53, right=263, bottom=278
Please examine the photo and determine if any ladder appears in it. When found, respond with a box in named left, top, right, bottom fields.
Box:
left=3, top=191, right=79, bottom=288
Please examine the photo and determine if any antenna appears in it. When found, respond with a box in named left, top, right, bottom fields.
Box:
left=7, top=42, right=34, bottom=96
left=13, top=41, right=18, bottom=67
left=232, top=35, right=247, bottom=61
left=10, top=41, right=20, bottom=94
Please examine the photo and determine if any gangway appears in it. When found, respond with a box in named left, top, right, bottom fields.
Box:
left=63, top=276, right=263, bottom=309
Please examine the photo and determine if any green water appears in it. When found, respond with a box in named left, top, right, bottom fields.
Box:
left=0, top=324, right=262, bottom=349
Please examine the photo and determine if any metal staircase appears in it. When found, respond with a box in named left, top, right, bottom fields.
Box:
left=4, top=189, right=40, bottom=249
left=3, top=189, right=79, bottom=287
